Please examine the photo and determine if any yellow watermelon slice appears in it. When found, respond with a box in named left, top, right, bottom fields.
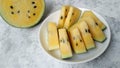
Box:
left=48, top=22, right=59, bottom=50
left=58, top=5, right=70, bottom=28
left=58, top=28, right=72, bottom=59
left=64, top=6, right=81, bottom=29
left=69, top=27, right=87, bottom=54
left=78, top=21, right=95, bottom=50
left=82, top=17, right=106, bottom=42
left=81, top=11, right=106, bottom=30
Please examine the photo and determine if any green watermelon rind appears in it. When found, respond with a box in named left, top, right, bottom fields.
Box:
left=102, top=26, right=107, bottom=31
left=94, top=37, right=107, bottom=43
left=0, top=0, right=46, bottom=28
left=74, top=50, right=87, bottom=54
left=62, top=55, right=72, bottom=60
left=87, top=45, right=96, bottom=50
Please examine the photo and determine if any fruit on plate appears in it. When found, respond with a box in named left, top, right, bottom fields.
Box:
left=69, top=27, right=87, bottom=54
left=78, top=21, right=95, bottom=50
left=48, top=22, right=59, bottom=50
left=64, top=6, right=81, bottom=29
left=58, top=5, right=70, bottom=28
left=81, top=11, right=106, bottom=30
left=58, top=28, right=72, bottom=59
left=0, top=0, right=45, bottom=28
left=46, top=6, right=107, bottom=59
left=82, top=17, right=106, bottom=42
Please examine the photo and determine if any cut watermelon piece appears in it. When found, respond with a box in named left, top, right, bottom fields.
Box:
left=58, top=5, right=70, bottom=28
left=0, top=0, right=45, bottom=28
left=78, top=21, right=95, bottom=50
left=83, top=17, right=106, bottom=42
left=69, top=28, right=87, bottom=54
left=81, top=11, right=106, bottom=30
left=58, top=28, right=72, bottom=59
left=48, top=22, right=59, bottom=50
left=64, top=6, right=81, bottom=29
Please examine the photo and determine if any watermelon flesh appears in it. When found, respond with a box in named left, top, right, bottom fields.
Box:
left=78, top=21, right=95, bottom=50
left=69, top=27, right=87, bottom=54
left=81, top=11, right=106, bottom=30
left=82, top=17, right=106, bottom=42
left=58, top=5, right=70, bottom=28
left=58, top=28, right=72, bottom=59
left=0, top=0, right=45, bottom=28
left=48, top=22, right=59, bottom=50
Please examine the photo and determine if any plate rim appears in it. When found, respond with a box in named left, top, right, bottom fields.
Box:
left=38, top=8, right=111, bottom=64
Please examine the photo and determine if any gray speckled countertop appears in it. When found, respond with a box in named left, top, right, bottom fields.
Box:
left=0, top=0, right=120, bottom=68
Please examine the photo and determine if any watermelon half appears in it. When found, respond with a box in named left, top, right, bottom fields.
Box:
left=0, top=0, right=45, bottom=28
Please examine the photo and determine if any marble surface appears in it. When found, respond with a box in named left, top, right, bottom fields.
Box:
left=0, top=0, right=120, bottom=68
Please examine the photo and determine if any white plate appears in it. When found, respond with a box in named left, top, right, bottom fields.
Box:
left=38, top=8, right=111, bottom=64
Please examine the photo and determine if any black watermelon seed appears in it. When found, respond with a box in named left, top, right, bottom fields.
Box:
left=62, top=40, right=65, bottom=43
left=28, top=16, right=31, bottom=18
left=66, top=9, right=67, bottom=12
left=76, top=43, right=78, bottom=46
left=33, top=13, right=36, bottom=16
left=11, top=12, right=14, bottom=14
left=72, top=13, right=74, bottom=15
left=10, top=6, right=13, bottom=9
left=34, top=6, right=37, bottom=8
left=65, top=15, right=67, bottom=18
left=80, top=39, right=82, bottom=42
left=63, top=40, right=65, bottom=43
left=28, top=10, right=30, bottom=13
left=17, top=10, right=20, bottom=13
left=85, top=29, right=87, bottom=33
left=60, top=40, right=62, bottom=42
left=88, top=29, right=90, bottom=33
left=32, top=2, right=35, bottom=4
left=61, top=16, right=63, bottom=19
left=95, top=23, right=98, bottom=25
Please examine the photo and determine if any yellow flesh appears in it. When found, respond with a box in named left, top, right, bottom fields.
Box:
left=78, top=21, right=95, bottom=50
left=64, top=6, right=81, bottom=29
left=48, top=22, right=59, bottom=50
left=81, top=11, right=106, bottom=30
left=58, top=5, right=70, bottom=28
left=58, top=29, right=72, bottom=59
left=69, top=28, right=86, bottom=54
left=0, top=0, right=45, bottom=27
left=83, top=17, right=106, bottom=42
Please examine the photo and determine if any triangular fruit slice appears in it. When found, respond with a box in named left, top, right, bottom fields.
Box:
left=58, top=28, right=72, bottom=59
left=81, top=11, right=106, bottom=30
left=69, top=27, right=87, bottom=54
left=83, top=17, right=106, bottom=42
left=48, top=22, right=59, bottom=50
left=57, top=5, right=70, bottom=28
left=78, top=21, right=95, bottom=50
left=64, top=6, right=81, bottom=29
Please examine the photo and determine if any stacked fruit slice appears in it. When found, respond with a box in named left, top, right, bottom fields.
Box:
left=58, top=5, right=81, bottom=29
left=47, top=5, right=107, bottom=59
